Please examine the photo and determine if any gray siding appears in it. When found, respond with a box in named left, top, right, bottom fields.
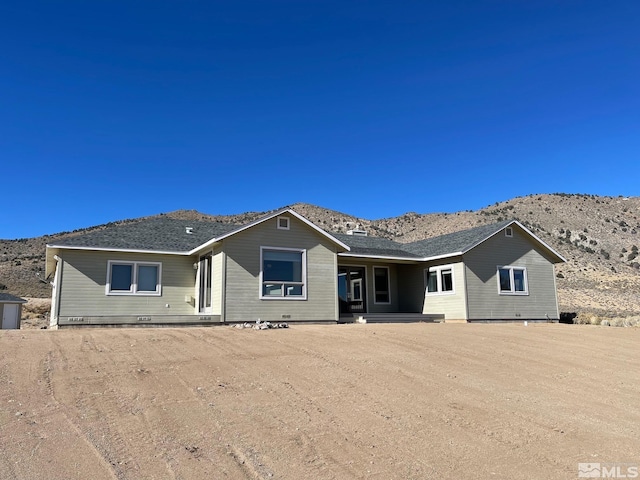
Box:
left=58, top=250, right=197, bottom=317
left=464, top=224, right=560, bottom=320
left=421, top=259, right=467, bottom=320
left=223, top=216, right=338, bottom=322
left=338, top=260, right=403, bottom=314
left=396, top=264, right=425, bottom=313
left=1, top=303, right=23, bottom=329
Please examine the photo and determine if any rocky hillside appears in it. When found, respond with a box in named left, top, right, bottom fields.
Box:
left=2, top=193, right=640, bottom=316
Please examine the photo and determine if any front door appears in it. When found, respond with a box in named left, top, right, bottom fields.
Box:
left=338, top=266, right=366, bottom=314
left=198, top=254, right=212, bottom=313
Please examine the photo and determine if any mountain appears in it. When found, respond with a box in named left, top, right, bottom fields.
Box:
left=2, top=193, right=640, bottom=317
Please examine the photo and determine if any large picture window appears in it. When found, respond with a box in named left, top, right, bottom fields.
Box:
left=425, top=265, right=454, bottom=295
left=107, top=261, right=161, bottom=295
left=498, top=266, right=528, bottom=295
left=373, top=266, right=390, bottom=304
left=260, top=247, right=306, bottom=299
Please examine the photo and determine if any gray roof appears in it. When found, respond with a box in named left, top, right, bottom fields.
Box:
left=0, top=293, right=27, bottom=303
left=49, top=217, right=240, bottom=253
left=333, top=233, right=422, bottom=259
left=405, top=220, right=513, bottom=257
left=48, top=213, right=518, bottom=261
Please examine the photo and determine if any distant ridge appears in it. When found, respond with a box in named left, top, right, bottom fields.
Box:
left=2, top=193, right=640, bottom=316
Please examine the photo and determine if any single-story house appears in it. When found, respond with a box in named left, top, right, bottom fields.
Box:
left=45, top=208, right=566, bottom=328
left=0, top=293, right=27, bottom=330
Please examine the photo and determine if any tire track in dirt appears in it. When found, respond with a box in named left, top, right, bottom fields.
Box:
left=251, top=336, right=440, bottom=478
left=44, top=336, right=121, bottom=480
left=114, top=328, right=259, bottom=479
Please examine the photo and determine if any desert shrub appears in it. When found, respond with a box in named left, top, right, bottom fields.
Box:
left=572, top=313, right=602, bottom=325
left=600, top=249, right=610, bottom=260
left=573, top=314, right=640, bottom=327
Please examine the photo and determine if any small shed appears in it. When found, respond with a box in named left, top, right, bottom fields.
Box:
left=0, top=293, right=27, bottom=330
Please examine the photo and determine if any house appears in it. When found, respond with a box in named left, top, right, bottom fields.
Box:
left=45, top=209, right=565, bottom=328
left=0, top=293, right=27, bottom=329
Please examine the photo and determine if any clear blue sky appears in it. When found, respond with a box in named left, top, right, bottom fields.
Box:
left=1, top=1, right=639, bottom=239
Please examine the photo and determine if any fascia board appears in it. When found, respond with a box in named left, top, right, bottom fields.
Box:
left=457, top=220, right=566, bottom=263
left=45, top=244, right=190, bottom=256
left=189, top=208, right=351, bottom=255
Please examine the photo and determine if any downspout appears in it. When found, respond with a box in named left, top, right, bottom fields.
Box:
left=50, top=255, right=62, bottom=329
left=334, top=248, right=339, bottom=322
left=552, top=263, right=561, bottom=320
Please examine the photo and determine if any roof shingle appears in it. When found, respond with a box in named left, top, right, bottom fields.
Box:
left=49, top=217, right=239, bottom=252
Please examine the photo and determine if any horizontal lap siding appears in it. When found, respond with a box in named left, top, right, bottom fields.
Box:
left=58, top=250, right=197, bottom=316
left=422, top=260, right=467, bottom=320
left=464, top=226, right=559, bottom=320
left=224, top=217, right=338, bottom=322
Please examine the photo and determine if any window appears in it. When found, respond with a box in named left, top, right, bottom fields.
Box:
left=373, top=266, right=390, bottom=304
left=198, top=253, right=212, bottom=312
left=277, top=216, right=290, bottom=230
left=425, top=265, right=454, bottom=295
left=498, top=266, right=528, bottom=295
left=260, top=247, right=306, bottom=299
left=505, top=227, right=513, bottom=237
left=107, top=261, right=161, bottom=295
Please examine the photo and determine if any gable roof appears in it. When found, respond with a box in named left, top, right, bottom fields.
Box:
left=0, top=293, right=27, bottom=303
left=336, top=219, right=565, bottom=263
left=47, top=209, right=351, bottom=255
left=405, top=220, right=514, bottom=258
left=405, top=220, right=566, bottom=262
left=192, top=208, right=351, bottom=254
left=47, top=217, right=240, bottom=254
left=46, top=211, right=565, bottom=267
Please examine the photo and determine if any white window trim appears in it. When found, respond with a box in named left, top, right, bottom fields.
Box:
left=497, top=266, right=529, bottom=295
left=425, top=264, right=455, bottom=296
left=259, top=246, right=307, bottom=300
left=373, top=266, right=391, bottom=304
left=505, top=227, right=513, bottom=237
left=277, top=216, right=290, bottom=230
left=106, top=260, right=162, bottom=296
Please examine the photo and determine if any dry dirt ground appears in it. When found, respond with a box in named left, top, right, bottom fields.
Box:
left=1, top=323, right=639, bottom=480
